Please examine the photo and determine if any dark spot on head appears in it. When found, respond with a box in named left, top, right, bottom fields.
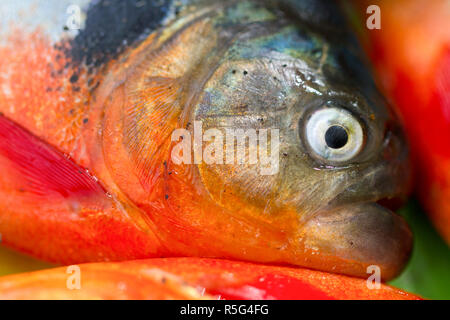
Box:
left=165, top=194, right=169, bottom=200
left=69, top=74, right=79, bottom=83
left=311, top=48, right=322, bottom=57
left=83, top=118, right=89, bottom=124
left=243, top=70, right=248, bottom=75
left=175, top=6, right=181, bottom=16
left=91, top=81, right=100, bottom=91
left=68, top=0, right=173, bottom=68
left=276, top=0, right=347, bottom=38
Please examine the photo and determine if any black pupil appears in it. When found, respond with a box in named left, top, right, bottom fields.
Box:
left=325, top=125, right=348, bottom=149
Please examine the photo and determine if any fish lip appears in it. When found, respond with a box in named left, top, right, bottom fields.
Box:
left=300, top=202, right=413, bottom=280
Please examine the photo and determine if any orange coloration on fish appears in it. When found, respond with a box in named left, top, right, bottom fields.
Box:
left=346, top=0, right=450, bottom=243
left=0, top=258, right=421, bottom=300
left=0, top=31, right=165, bottom=262
left=0, top=0, right=414, bottom=281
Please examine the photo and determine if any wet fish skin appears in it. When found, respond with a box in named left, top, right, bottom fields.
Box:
left=0, top=0, right=412, bottom=280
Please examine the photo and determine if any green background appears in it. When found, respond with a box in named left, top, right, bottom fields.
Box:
left=390, top=199, right=450, bottom=299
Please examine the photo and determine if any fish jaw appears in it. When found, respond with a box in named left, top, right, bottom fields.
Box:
left=298, top=203, right=412, bottom=281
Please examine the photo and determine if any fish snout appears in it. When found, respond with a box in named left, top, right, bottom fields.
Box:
left=300, top=202, right=412, bottom=281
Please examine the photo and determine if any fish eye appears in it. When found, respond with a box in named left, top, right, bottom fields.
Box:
left=304, top=107, right=364, bottom=163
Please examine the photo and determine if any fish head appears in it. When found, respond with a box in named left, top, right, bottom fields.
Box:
left=97, top=0, right=412, bottom=280
left=0, top=0, right=412, bottom=280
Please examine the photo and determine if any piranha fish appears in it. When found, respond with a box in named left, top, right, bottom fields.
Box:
left=0, top=258, right=421, bottom=300
left=345, top=0, right=450, bottom=245
left=0, top=0, right=412, bottom=281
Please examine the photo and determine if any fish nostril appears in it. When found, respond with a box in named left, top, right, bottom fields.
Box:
left=382, top=119, right=404, bottom=147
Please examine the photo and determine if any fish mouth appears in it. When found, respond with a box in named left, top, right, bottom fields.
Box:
left=300, top=202, right=412, bottom=281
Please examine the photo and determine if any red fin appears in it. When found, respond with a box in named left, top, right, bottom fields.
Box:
left=0, top=114, right=163, bottom=264
left=0, top=114, right=104, bottom=198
